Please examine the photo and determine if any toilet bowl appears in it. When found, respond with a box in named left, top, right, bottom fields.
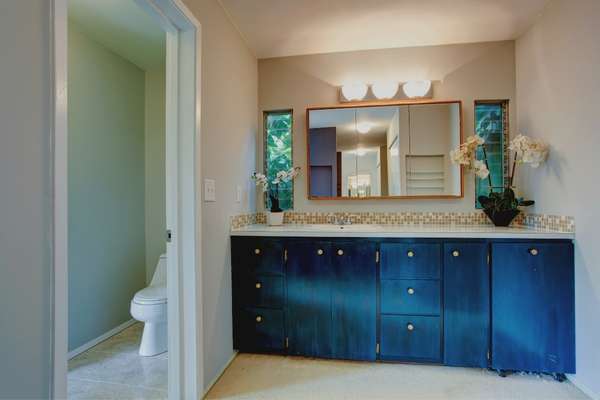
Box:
left=131, top=254, right=167, bottom=356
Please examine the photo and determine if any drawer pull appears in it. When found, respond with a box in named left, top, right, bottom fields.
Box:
left=317, top=249, right=324, bottom=256
left=255, top=315, right=262, bottom=323
left=407, top=250, right=415, bottom=258
left=337, top=249, right=344, bottom=256
left=254, top=248, right=261, bottom=255
left=452, top=250, right=460, bottom=257
left=407, top=287, right=415, bottom=295
left=255, top=282, right=261, bottom=289
left=529, top=248, right=539, bottom=256
left=407, top=323, right=415, bottom=331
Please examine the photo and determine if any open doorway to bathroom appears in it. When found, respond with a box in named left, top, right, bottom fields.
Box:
left=66, top=0, right=168, bottom=397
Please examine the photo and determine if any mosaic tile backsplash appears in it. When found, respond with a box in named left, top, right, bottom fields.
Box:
left=230, top=211, right=575, bottom=232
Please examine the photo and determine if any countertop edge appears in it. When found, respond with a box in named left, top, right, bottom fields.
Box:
left=230, top=225, right=575, bottom=240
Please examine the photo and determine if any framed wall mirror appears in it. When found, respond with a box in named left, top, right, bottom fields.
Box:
left=306, top=100, right=463, bottom=200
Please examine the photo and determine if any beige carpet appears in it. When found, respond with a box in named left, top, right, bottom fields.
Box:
left=206, top=353, right=588, bottom=400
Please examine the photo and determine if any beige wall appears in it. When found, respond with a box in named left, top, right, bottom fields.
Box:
left=0, top=1, right=53, bottom=397
left=258, top=41, right=516, bottom=211
left=181, top=0, right=258, bottom=390
left=516, top=0, right=600, bottom=397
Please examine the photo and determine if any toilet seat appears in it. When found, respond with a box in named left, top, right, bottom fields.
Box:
left=133, top=285, right=167, bottom=305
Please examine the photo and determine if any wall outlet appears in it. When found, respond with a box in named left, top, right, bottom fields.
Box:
left=236, top=185, right=243, bottom=203
left=204, top=179, right=216, bottom=202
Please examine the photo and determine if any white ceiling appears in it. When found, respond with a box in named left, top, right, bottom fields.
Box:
left=219, top=0, right=550, bottom=59
left=69, top=0, right=165, bottom=70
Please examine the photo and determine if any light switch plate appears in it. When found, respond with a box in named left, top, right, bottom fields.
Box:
left=204, top=179, right=216, bottom=202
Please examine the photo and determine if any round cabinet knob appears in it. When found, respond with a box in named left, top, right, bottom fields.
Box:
left=255, top=282, right=261, bottom=289
left=254, top=248, right=261, bottom=255
left=407, top=287, right=415, bottom=295
left=317, top=249, right=324, bottom=256
left=407, top=250, right=415, bottom=258
left=337, top=249, right=344, bottom=256
left=529, top=248, right=539, bottom=256
left=452, top=250, right=460, bottom=257
left=255, top=316, right=262, bottom=323
left=407, top=323, right=415, bottom=331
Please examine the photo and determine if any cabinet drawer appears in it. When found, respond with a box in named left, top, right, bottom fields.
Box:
left=380, top=279, right=440, bottom=315
left=232, top=237, right=284, bottom=275
left=380, top=243, right=441, bottom=279
left=239, top=275, right=284, bottom=308
left=380, top=315, right=441, bottom=361
left=237, top=307, right=285, bottom=352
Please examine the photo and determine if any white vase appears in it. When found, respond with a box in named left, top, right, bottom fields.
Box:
left=267, top=211, right=284, bottom=226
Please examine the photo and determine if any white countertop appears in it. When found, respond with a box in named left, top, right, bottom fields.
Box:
left=230, top=224, right=575, bottom=239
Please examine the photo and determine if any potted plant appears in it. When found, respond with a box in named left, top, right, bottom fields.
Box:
left=450, top=134, right=549, bottom=227
left=251, top=166, right=300, bottom=226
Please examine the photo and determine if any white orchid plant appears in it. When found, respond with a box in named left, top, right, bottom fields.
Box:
left=451, top=134, right=549, bottom=219
left=251, top=166, right=301, bottom=212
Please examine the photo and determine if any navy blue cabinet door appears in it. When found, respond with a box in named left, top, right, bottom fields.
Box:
left=331, top=241, right=377, bottom=361
left=443, top=242, right=490, bottom=367
left=491, top=242, right=575, bottom=373
left=286, top=241, right=333, bottom=358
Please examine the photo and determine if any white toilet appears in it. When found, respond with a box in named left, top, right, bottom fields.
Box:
left=130, top=254, right=167, bottom=356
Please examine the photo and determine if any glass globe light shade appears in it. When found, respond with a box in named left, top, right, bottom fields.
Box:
left=341, top=83, right=368, bottom=101
left=371, top=81, right=398, bottom=99
left=402, top=80, right=432, bottom=98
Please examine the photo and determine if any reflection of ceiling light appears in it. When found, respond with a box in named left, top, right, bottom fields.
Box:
left=356, top=122, right=372, bottom=134
left=403, top=80, right=432, bottom=98
left=341, top=84, right=368, bottom=101
left=390, top=148, right=399, bottom=156
left=372, top=81, right=398, bottom=99
left=356, top=148, right=366, bottom=156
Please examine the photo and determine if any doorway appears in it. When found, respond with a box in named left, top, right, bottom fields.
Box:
left=51, top=0, right=203, bottom=398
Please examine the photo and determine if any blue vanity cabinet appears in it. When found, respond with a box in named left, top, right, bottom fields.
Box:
left=443, top=242, right=490, bottom=367
left=331, top=241, right=377, bottom=361
left=231, top=237, right=286, bottom=353
left=286, top=240, right=334, bottom=358
left=379, top=241, right=442, bottom=362
left=491, top=242, right=575, bottom=374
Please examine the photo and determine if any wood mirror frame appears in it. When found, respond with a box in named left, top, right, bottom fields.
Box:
left=306, top=99, right=464, bottom=200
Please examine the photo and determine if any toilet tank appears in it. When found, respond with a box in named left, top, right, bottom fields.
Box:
left=150, top=254, right=167, bottom=286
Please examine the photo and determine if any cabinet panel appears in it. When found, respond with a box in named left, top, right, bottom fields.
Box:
left=380, top=279, right=440, bottom=315
left=237, top=307, right=285, bottom=352
left=491, top=242, right=575, bottom=373
left=232, top=237, right=284, bottom=275
left=380, top=315, right=441, bottom=361
left=380, top=243, right=441, bottom=279
left=331, top=241, right=377, bottom=361
left=443, top=242, right=490, bottom=367
left=239, top=275, right=284, bottom=308
left=286, top=241, right=333, bottom=358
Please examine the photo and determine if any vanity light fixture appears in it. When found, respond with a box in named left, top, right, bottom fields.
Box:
left=372, top=81, right=399, bottom=99
left=341, top=83, right=368, bottom=101
left=402, top=80, right=432, bottom=98
left=356, top=121, right=372, bottom=134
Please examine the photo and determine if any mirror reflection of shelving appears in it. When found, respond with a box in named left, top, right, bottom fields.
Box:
left=406, top=155, right=445, bottom=195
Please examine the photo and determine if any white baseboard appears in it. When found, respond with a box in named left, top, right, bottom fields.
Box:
left=202, top=351, right=238, bottom=399
left=568, top=375, right=599, bottom=400
left=68, top=319, right=137, bottom=359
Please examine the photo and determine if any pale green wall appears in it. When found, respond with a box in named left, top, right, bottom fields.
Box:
left=145, top=67, right=166, bottom=283
left=68, top=23, right=147, bottom=351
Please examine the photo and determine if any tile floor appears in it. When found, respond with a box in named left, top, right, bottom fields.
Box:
left=206, top=353, right=589, bottom=400
left=68, top=323, right=167, bottom=399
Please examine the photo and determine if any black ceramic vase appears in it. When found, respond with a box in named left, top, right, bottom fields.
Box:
left=483, top=208, right=521, bottom=227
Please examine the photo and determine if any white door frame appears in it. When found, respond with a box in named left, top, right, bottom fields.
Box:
left=51, top=0, right=203, bottom=398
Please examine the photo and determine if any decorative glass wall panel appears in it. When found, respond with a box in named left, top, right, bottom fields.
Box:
left=264, top=110, right=293, bottom=210
left=474, top=101, right=508, bottom=208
